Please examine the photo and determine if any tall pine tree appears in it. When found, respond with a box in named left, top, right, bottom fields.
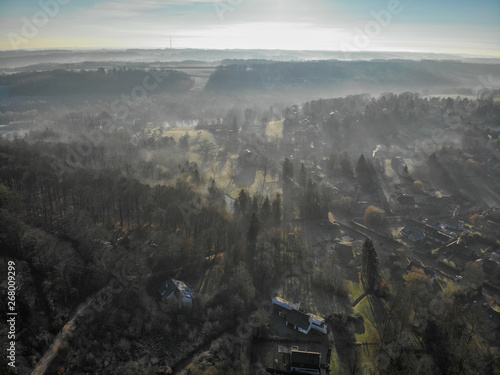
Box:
left=362, top=238, right=380, bottom=293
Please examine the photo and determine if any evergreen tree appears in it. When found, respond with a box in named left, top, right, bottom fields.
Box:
left=247, top=211, right=261, bottom=258
left=272, top=193, right=281, bottom=225
left=261, top=196, right=271, bottom=223
left=179, top=132, right=189, bottom=151
left=237, top=189, right=249, bottom=213
left=356, top=154, right=372, bottom=187
left=298, top=162, right=307, bottom=187
left=362, top=238, right=380, bottom=293
left=282, top=158, right=294, bottom=181
left=193, top=169, right=200, bottom=185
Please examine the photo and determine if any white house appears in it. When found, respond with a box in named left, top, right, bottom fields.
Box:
left=272, top=297, right=327, bottom=335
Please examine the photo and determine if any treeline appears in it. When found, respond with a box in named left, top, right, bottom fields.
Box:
left=0, top=68, right=194, bottom=97
left=204, top=60, right=500, bottom=92
left=283, top=92, right=500, bottom=152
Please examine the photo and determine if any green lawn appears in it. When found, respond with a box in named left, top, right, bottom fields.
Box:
left=354, top=295, right=379, bottom=343
left=345, top=273, right=364, bottom=302
left=353, top=295, right=379, bottom=373
left=329, top=347, right=341, bottom=374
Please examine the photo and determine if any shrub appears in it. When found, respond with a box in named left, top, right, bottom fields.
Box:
left=364, top=206, right=384, bottom=227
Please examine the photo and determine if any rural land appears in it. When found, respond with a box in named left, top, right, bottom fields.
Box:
left=1, top=49, right=500, bottom=375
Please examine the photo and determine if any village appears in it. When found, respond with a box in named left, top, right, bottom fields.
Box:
left=138, top=92, right=500, bottom=373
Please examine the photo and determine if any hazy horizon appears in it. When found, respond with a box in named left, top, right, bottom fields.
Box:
left=1, top=0, right=499, bottom=57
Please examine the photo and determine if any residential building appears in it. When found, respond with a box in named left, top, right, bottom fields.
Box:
left=272, top=297, right=328, bottom=335
left=158, top=277, right=194, bottom=308
left=397, top=195, right=415, bottom=210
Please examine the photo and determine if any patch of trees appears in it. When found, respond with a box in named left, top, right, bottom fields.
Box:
left=356, top=154, right=375, bottom=189
left=0, top=69, right=194, bottom=97
left=364, top=206, right=384, bottom=227
left=204, top=60, right=500, bottom=93
left=362, top=261, right=499, bottom=375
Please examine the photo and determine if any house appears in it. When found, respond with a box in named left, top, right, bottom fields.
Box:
left=399, top=226, right=425, bottom=243
left=483, top=259, right=499, bottom=275
left=423, top=224, right=454, bottom=245
left=433, top=231, right=454, bottom=245
left=442, top=218, right=465, bottom=232
left=272, top=297, right=328, bottom=335
left=334, top=243, right=354, bottom=262
left=237, top=149, right=258, bottom=166
left=290, top=349, right=321, bottom=375
left=311, top=173, right=323, bottom=185
left=158, top=278, right=194, bottom=308
left=397, top=195, right=415, bottom=210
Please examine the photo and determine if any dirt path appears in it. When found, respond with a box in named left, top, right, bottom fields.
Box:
left=30, top=286, right=107, bottom=375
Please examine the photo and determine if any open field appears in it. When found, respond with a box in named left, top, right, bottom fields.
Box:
left=266, top=120, right=284, bottom=141
left=163, top=127, right=214, bottom=143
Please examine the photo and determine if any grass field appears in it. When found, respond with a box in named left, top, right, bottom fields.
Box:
left=248, top=170, right=280, bottom=195
left=266, top=120, right=284, bottom=141
left=353, top=295, right=380, bottom=372
left=329, top=348, right=341, bottom=374
left=163, top=127, right=214, bottom=143
left=354, top=295, right=379, bottom=343
left=346, top=273, right=365, bottom=302
left=162, top=125, right=283, bottom=202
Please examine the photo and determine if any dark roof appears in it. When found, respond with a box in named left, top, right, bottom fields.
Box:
left=335, top=243, right=354, bottom=261
left=424, top=224, right=440, bottom=235
left=434, top=231, right=452, bottom=242
left=398, top=195, right=415, bottom=205
left=286, top=309, right=310, bottom=330
left=158, top=277, right=177, bottom=298
left=291, top=350, right=320, bottom=369
left=483, top=259, right=498, bottom=272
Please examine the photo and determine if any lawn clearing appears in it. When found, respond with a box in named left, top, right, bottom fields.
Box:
left=247, top=169, right=280, bottom=196
left=329, top=347, right=341, bottom=374
left=353, top=295, right=380, bottom=371
left=345, top=272, right=365, bottom=303
left=354, top=295, right=379, bottom=343
left=163, top=127, right=214, bottom=144
left=266, top=120, right=284, bottom=141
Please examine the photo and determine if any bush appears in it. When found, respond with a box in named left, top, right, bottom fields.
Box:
left=364, top=206, right=384, bottom=227
left=470, top=213, right=481, bottom=226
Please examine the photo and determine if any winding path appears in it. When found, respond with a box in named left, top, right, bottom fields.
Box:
left=30, top=286, right=108, bottom=375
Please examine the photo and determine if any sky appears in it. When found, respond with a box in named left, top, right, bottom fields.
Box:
left=0, top=0, right=499, bottom=56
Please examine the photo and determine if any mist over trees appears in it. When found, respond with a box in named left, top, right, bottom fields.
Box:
left=205, top=60, right=500, bottom=94
left=0, top=69, right=193, bottom=97
left=1, top=51, right=500, bottom=374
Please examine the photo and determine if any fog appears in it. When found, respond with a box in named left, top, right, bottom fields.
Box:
left=1, top=46, right=500, bottom=375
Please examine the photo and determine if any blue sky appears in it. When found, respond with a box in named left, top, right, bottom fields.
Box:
left=0, top=0, right=499, bottom=56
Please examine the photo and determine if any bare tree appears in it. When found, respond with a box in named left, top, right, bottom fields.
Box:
left=197, top=139, right=215, bottom=160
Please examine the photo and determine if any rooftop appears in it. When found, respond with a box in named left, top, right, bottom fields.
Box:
left=291, top=350, right=321, bottom=369
left=286, top=309, right=311, bottom=330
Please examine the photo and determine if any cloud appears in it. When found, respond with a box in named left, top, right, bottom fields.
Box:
left=87, top=0, right=214, bottom=14
left=0, top=0, right=498, bottom=56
